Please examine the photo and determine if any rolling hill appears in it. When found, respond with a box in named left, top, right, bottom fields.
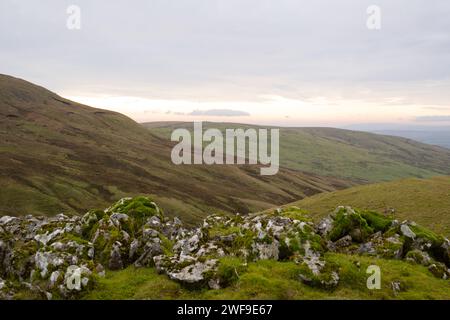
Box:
left=144, top=122, right=450, bottom=183
left=285, top=176, right=450, bottom=237
left=0, top=74, right=351, bottom=222
left=2, top=74, right=450, bottom=225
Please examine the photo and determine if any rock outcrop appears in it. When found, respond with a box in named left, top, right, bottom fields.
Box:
left=1, top=199, right=449, bottom=299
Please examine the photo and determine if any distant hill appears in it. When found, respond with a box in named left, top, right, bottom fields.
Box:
left=344, top=124, right=450, bottom=149
left=374, top=130, right=450, bottom=149
left=0, top=74, right=351, bottom=221
left=143, top=122, right=450, bottom=183
left=285, top=176, right=450, bottom=237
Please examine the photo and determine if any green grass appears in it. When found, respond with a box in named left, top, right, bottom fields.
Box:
left=83, top=253, right=450, bottom=300
left=286, top=176, right=450, bottom=237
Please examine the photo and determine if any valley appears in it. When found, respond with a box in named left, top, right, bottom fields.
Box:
left=0, top=75, right=351, bottom=222
left=1, top=75, right=450, bottom=301
left=2, top=74, right=450, bottom=226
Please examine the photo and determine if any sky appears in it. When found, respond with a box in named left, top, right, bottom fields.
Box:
left=1, top=0, right=450, bottom=127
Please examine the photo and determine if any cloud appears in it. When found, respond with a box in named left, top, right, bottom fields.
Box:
left=188, top=109, right=250, bottom=117
left=162, top=110, right=186, bottom=115
left=416, top=115, right=450, bottom=122
left=1, top=1, right=450, bottom=125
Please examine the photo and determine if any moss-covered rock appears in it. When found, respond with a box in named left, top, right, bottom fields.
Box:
left=427, top=262, right=450, bottom=279
left=106, top=197, right=163, bottom=229
left=0, top=197, right=166, bottom=298
left=298, top=258, right=340, bottom=290
left=360, top=210, right=393, bottom=233
left=405, top=249, right=432, bottom=266
left=328, top=207, right=374, bottom=242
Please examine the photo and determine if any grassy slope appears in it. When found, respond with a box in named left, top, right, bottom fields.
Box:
left=286, top=176, right=450, bottom=237
left=0, top=75, right=351, bottom=222
left=83, top=254, right=450, bottom=300
left=144, top=122, right=450, bottom=183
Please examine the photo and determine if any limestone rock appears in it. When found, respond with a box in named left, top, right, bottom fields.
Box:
left=109, top=242, right=124, bottom=270
left=167, top=260, right=218, bottom=285
left=400, top=224, right=416, bottom=239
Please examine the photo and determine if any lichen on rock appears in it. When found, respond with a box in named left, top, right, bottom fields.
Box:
left=1, top=198, right=449, bottom=299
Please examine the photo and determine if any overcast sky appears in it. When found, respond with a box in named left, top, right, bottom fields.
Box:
left=1, top=0, right=450, bottom=127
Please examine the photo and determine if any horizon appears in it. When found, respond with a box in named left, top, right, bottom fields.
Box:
left=5, top=72, right=450, bottom=132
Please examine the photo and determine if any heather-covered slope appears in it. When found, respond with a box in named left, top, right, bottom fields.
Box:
left=0, top=74, right=351, bottom=221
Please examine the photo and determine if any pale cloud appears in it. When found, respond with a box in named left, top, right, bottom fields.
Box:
left=66, top=94, right=441, bottom=127
left=189, top=109, right=250, bottom=117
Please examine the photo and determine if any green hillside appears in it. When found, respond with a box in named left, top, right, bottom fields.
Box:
left=144, top=122, right=450, bottom=183
left=287, top=176, right=450, bottom=237
left=0, top=75, right=351, bottom=221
